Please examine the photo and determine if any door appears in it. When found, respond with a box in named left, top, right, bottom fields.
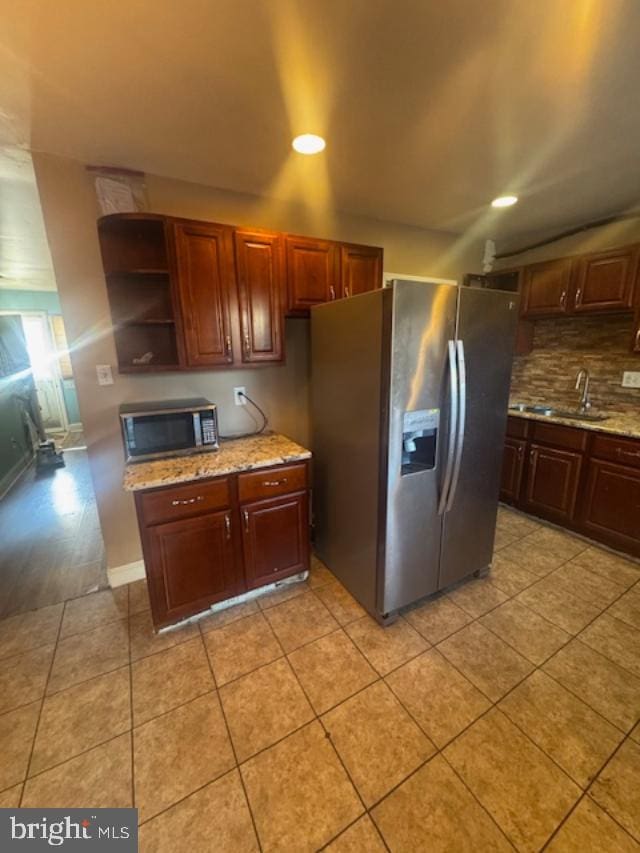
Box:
left=147, top=509, right=240, bottom=625
left=525, top=443, right=582, bottom=523
left=285, top=235, right=339, bottom=314
left=340, top=244, right=383, bottom=298
left=383, top=281, right=459, bottom=612
left=19, top=313, right=67, bottom=431
left=173, top=221, right=235, bottom=366
left=234, top=230, right=284, bottom=364
left=500, top=438, right=526, bottom=504
left=573, top=247, right=637, bottom=313
left=521, top=259, right=573, bottom=317
left=581, top=460, right=640, bottom=554
left=241, top=493, right=309, bottom=589
left=439, top=288, right=519, bottom=589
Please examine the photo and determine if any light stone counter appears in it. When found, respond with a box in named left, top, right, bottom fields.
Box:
left=123, top=432, right=311, bottom=492
left=508, top=404, right=639, bottom=440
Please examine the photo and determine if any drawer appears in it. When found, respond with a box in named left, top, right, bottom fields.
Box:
left=591, top=434, right=640, bottom=470
left=506, top=416, right=529, bottom=439
left=238, top=463, right=307, bottom=503
left=530, top=421, right=588, bottom=452
left=139, top=477, right=230, bottom=526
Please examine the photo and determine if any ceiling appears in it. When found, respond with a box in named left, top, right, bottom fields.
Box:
left=0, top=0, right=639, bottom=282
left=0, top=147, right=56, bottom=290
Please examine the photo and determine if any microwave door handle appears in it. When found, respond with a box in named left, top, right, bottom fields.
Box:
left=438, top=340, right=458, bottom=515
left=446, top=339, right=467, bottom=512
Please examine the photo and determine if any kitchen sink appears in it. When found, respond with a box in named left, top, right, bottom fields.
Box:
left=509, top=403, right=609, bottom=423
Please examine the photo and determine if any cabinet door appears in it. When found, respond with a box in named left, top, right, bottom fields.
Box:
left=173, top=222, right=235, bottom=366
left=340, top=244, right=383, bottom=298
left=582, top=460, right=640, bottom=555
left=146, top=509, right=241, bottom=626
left=573, top=247, right=637, bottom=313
left=521, top=259, right=573, bottom=318
left=632, top=306, right=640, bottom=354
left=285, top=236, right=339, bottom=315
left=235, top=230, right=284, bottom=363
left=500, top=438, right=526, bottom=504
left=524, top=443, right=582, bottom=522
left=241, top=492, right=309, bottom=589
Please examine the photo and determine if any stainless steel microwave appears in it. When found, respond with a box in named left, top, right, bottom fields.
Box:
left=119, top=398, right=219, bottom=463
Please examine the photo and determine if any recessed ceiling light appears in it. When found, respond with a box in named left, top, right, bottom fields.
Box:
left=292, top=134, right=326, bottom=155
left=491, top=195, right=518, bottom=208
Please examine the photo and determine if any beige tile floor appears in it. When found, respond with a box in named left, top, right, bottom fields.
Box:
left=1, top=506, right=640, bottom=851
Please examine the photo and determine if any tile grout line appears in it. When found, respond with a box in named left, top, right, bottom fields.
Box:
left=126, top=583, right=135, bottom=816
left=198, top=622, right=264, bottom=853
left=282, top=640, right=390, bottom=853
left=19, top=601, right=66, bottom=804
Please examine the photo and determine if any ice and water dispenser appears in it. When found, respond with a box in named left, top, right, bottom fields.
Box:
left=401, top=408, right=439, bottom=475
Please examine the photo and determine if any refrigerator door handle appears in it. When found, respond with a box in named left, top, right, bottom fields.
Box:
left=438, top=340, right=458, bottom=515
left=446, top=339, right=467, bottom=511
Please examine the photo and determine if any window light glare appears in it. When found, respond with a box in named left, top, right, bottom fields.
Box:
left=491, top=195, right=518, bottom=208
left=292, top=134, right=326, bottom=155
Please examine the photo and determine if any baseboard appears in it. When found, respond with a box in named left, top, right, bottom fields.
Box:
left=0, top=454, right=34, bottom=501
left=107, top=559, right=145, bottom=588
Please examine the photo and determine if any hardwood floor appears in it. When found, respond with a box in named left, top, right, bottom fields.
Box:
left=0, top=449, right=107, bottom=618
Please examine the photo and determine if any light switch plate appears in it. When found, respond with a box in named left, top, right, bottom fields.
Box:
left=96, top=364, right=114, bottom=386
left=233, top=386, right=247, bottom=405
left=622, top=371, right=640, bottom=388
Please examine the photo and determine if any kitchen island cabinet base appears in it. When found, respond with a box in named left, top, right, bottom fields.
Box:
left=132, top=457, right=311, bottom=629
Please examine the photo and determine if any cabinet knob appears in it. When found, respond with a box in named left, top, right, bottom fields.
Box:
left=224, top=514, right=231, bottom=539
left=243, top=333, right=250, bottom=355
left=635, top=327, right=640, bottom=351
left=243, top=509, right=250, bottom=533
left=225, top=335, right=232, bottom=355
left=263, top=478, right=287, bottom=487
left=575, top=287, right=582, bottom=305
left=560, top=290, right=567, bottom=308
left=345, top=285, right=350, bottom=298
left=329, top=286, right=336, bottom=301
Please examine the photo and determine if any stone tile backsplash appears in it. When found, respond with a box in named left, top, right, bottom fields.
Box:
left=510, top=315, right=639, bottom=414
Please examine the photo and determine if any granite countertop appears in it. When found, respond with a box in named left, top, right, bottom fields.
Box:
left=123, top=432, right=311, bottom=492
left=508, top=402, right=640, bottom=439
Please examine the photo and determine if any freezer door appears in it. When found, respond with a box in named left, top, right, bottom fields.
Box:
left=438, top=287, right=518, bottom=589
left=381, top=280, right=459, bottom=614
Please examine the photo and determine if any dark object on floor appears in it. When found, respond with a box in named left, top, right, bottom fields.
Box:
left=36, top=439, right=65, bottom=472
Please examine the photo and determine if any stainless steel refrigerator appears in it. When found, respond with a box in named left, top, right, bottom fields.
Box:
left=311, top=279, right=518, bottom=624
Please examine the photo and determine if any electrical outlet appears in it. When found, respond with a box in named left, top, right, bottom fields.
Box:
left=233, top=386, right=247, bottom=405
left=622, top=371, right=640, bottom=389
left=96, top=364, right=113, bottom=386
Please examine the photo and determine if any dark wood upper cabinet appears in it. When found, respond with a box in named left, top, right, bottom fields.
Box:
left=145, top=509, right=240, bottom=626
left=573, top=246, right=637, bottom=314
left=173, top=221, right=235, bottom=367
left=241, top=492, right=309, bottom=590
left=285, top=236, right=340, bottom=314
left=524, top=442, right=582, bottom=523
left=521, top=259, right=573, bottom=318
left=340, top=244, right=383, bottom=298
left=234, top=230, right=284, bottom=364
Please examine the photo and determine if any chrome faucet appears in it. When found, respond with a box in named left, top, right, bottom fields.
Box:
left=575, top=368, right=592, bottom=413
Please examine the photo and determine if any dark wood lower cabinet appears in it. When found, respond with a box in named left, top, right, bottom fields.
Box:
left=500, top=416, right=640, bottom=557
left=136, top=461, right=311, bottom=628
left=242, top=492, right=309, bottom=589
left=581, top=460, right=640, bottom=553
left=146, top=510, right=240, bottom=626
left=524, top=443, right=582, bottom=523
left=500, top=438, right=526, bottom=502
